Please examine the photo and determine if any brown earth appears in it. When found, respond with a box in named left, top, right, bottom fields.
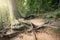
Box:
left=0, top=18, right=60, bottom=40
left=10, top=29, right=60, bottom=40
left=29, top=18, right=45, bottom=26
left=10, top=18, right=60, bottom=40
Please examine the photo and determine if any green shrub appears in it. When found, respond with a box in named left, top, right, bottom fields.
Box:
left=55, top=13, right=60, bottom=18
left=46, top=15, right=53, bottom=19
left=54, top=10, right=60, bottom=18
left=0, top=7, right=9, bottom=30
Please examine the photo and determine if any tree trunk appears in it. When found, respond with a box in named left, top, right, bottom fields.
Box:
left=7, top=0, right=22, bottom=25
left=7, top=0, right=21, bottom=19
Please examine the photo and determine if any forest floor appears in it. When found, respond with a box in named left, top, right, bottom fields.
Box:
left=10, top=18, right=60, bottom=40
left=10, top=27, right=60, bottom=40
left=0, top=17, right=60, bottom=40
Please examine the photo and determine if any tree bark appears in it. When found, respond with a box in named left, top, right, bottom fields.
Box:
left=7, top=0, right=22, bottom=19
left=7, top=0, right=23, bottom=25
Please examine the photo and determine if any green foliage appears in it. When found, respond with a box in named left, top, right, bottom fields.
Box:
left=46, top=15, right=53, bottom=19
left=54, top=10, right=60, bottom=18
left=42, top=16, right=46, bottom=19
left=16, top=0, right=59, bottom=17
left=55, top=13, right=60, bottom=18
left=16, top=0, right=29, bottom=17
left=0, top=7, right=9, bottom=30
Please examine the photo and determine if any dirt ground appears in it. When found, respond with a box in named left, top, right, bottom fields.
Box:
left=0, top=18, right=60, bottom=40
left=10, top=18, right=60, bottom=40
left=10, top=29, right=60, bottom=40
left=29, top=18, right=45, bottom=26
